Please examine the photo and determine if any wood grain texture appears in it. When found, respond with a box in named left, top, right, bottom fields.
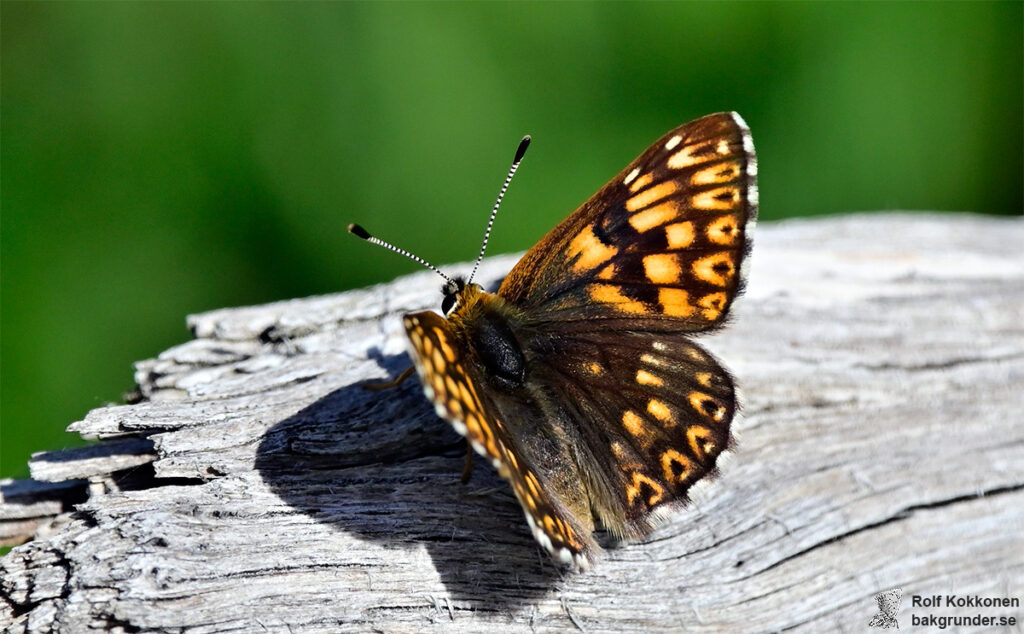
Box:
left=2, top=213, right=1022, bottom=633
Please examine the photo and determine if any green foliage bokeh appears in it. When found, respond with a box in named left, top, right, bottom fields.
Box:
left=2, top=2, right=1021, bottom=478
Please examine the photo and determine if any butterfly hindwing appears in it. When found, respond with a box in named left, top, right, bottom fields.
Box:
left=522, top=327, right=736, bottom=538
left=499, top=112, right=756, bottom=332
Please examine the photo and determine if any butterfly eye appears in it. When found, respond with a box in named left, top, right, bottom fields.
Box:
left=441, top=293, right=458, bottom=315
left=441, top=278, right=466, bottom=315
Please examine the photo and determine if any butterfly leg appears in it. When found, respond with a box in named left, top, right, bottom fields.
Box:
left=460, top=442, right=474, bottom=484
left=362, top=366, right=415, bottom=391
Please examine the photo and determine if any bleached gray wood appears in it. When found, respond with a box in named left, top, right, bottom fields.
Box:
left=28, top=438, right=156, bottom=484
left=0, top=480, right=83, bottom=548
left=2, top=213, right=1022, bottom=633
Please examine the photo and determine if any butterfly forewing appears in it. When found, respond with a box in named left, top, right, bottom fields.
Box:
left=403, top=310, right=599, bottom=568
left=499, top=112, right=756, bottom=332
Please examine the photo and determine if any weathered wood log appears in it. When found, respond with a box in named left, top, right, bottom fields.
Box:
left=2, top=213, right=1022, bottom=633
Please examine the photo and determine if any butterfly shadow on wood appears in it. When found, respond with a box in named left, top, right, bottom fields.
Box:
left=254, top=348, right=565, bottom=608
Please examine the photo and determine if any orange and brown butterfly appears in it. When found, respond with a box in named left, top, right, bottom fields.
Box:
left=349, top=112, right=756, bottom=570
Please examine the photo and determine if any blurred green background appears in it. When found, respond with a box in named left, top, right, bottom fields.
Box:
left=2, top=2, right=1022, bottom=479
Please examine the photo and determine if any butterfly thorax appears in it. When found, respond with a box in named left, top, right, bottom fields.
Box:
left=444, top=280, right=527, bottom=391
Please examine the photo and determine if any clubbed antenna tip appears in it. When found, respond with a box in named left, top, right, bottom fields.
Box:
left=514, top=135, right=531, bottom=163
left=348, top=223, right=371, bottom=240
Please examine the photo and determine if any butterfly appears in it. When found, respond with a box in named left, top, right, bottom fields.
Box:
left=350, top=112, right=757, bottom=570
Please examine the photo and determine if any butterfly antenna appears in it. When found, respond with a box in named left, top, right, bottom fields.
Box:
left=347, top=223, right=453, bottom=284
left=467, top=134, right=531, bottom=284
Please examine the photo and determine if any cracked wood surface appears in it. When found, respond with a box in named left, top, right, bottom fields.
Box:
left=2, top=213, right=1023, bottom=633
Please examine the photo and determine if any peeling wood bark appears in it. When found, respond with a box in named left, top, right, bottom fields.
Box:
left=2, top=213, right=1022, bottom=633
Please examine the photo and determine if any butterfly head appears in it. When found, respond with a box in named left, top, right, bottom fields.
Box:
left=441, top=277, right=485, bottom=317
left=441, top=278, right=465, bottom=315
